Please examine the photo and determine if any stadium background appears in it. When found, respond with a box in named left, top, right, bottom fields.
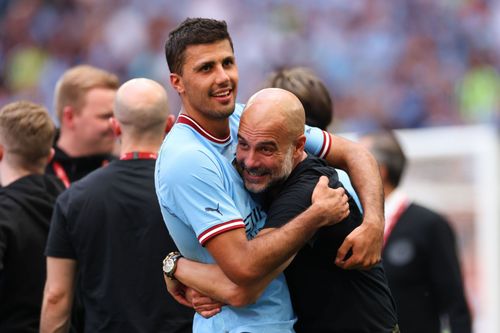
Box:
left=1, top=0, right=499, bottom=332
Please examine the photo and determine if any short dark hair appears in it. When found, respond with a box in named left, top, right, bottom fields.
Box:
left=264, top=67, right=333, bottom=130
left=362, top=130, right=407, bottom=187
left=165, top=18, right=234, bottom=75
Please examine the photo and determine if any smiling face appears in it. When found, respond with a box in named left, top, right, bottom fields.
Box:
left=237, top=125, right=295, bottom=194
left=170, top=39, right=238, bottom=120
left=236, top=89, right=306, bottom=193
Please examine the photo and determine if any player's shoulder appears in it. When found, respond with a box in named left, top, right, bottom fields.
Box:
left=229, top=103, right=245, bottom=123
left=288, top=156, right=334, bottom=184
left=55, top=166, right=111, bottom=209
left=156, top=142, right=222, bottom=190
left=407, top=203, right=445, bottom=222
left=406, top=203, right=452, bottom=232
left=233, top=103, right=245, bottom=117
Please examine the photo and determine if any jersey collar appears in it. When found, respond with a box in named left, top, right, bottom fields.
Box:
left=177, top=114, right=231, bottom=144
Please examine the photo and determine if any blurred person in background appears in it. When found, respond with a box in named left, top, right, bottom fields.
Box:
left=1, top=1, right=499, bottom=129
left=46, top=65, right=119, bottom=188
left=263, top=67, right=333, bottom=130
left=40, top=78, right=193, bottom=333
left=0, top=101, right=64, bottom=332
left=264, top=66, right=362, bottom=210
left=457, top=48, right=500, bottom=126
left=359, top=130, right=472, bottom=333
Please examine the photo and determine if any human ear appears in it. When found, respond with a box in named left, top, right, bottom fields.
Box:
left=170, top=73, right=185, bottom=94
left=62, top=106, right=75, bottom=128
left=294, top=134, right=306, bottom=157
left=109, top=117, right=121, bottom=137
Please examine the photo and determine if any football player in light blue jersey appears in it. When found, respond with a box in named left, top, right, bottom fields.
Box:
left=156, top=102, right=337, bottom=332
left=156, top=18, right=385, bottom=332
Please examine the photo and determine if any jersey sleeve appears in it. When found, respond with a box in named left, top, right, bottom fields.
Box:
left=304, top=125, right=332, bottom=159
left=45, top=193, right=77, bottom=259
left=156, top=148, right=245, bottom=246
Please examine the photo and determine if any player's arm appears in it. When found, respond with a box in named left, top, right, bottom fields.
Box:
left=172, top=238, right=292, bottom=307
left=40, top=257, right=76, bottom=333
left=159, top=152, right=347, bottom=287
left=170, top=169, right=329, bottom=308
left=205, top=176, right=348, bottom=286
left=307, top=128, right=384, bottom=269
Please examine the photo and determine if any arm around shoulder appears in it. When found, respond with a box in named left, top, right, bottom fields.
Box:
left=324, top=133, right=385, bottom=269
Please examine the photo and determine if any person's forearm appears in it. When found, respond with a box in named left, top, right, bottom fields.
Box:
left=175, top=256, right=289, bottom=307
left=40, top=292, right=73, bottom=333
left=326, top=134, right=384, bottom=227
left=208, top=201, right=332, bottom=286
left=41, top=258, right=76, bottom=333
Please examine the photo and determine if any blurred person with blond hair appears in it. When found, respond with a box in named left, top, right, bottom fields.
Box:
left=0, top=101, right=65, bottom=332
left=359, top=130, right=472, bottom=333
left=46, top=65, right=119, bottom=188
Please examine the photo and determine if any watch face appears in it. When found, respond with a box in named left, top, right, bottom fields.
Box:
left=163, top=258, right=175, bottom=274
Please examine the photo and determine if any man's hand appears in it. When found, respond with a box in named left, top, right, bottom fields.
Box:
left=335, top=216, right=384, bottom=269
left=164, top=272, right=223, bottom=317
left=185, top=288, right=223, bottom=318
left=312, top=176, right=350, bottom=226
left=163, top=274, right=192, bottom=308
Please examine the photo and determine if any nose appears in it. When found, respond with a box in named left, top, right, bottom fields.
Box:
left=214, top=64, right=230, bottom=85
left=242, top=149, right=261, bottom=170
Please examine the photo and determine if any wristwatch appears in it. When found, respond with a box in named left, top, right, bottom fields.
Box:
left=162, top=251, right=183, bottom=280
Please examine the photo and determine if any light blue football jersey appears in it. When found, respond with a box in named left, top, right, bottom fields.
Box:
left=155, top=103, right=329, bottom=333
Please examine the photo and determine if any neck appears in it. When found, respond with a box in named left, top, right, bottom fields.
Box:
left=292, top=151, right=308, bottom=169
left=119, top=137, right=163, bottom=156
left=181, top=107, right=231, bottom=139
left=0, top=162, right=38, bottom=187
left=57, top=131, right=84, bottom=157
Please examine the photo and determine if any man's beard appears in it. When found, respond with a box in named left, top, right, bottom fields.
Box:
left=239, top=146, right=294, bottom=194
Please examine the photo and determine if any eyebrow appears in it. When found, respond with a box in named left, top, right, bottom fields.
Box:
left=238, top=135, right=277, bottom=148
left=193, top=55, right=234, bottom=72
left=193, top=61, right=215, bottom=72
left=257, top=141, right=278, bottom=148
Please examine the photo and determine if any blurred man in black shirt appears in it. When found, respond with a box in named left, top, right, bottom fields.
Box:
left=0, top=101, right=64, bottom=332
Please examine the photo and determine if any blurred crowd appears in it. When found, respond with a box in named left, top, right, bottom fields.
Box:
left=1, top=0, right=499, bottom=131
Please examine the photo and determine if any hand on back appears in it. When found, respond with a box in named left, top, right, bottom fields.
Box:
left=311, top=176, right=350, bottom=227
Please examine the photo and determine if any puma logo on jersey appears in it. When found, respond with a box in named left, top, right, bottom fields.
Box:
left=205, top=203, right=223, bottom=216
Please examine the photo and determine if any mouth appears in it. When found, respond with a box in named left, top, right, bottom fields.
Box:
left=243, top=168, right=270, bottom=183
left=211, top=88, right=233, bottom=103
